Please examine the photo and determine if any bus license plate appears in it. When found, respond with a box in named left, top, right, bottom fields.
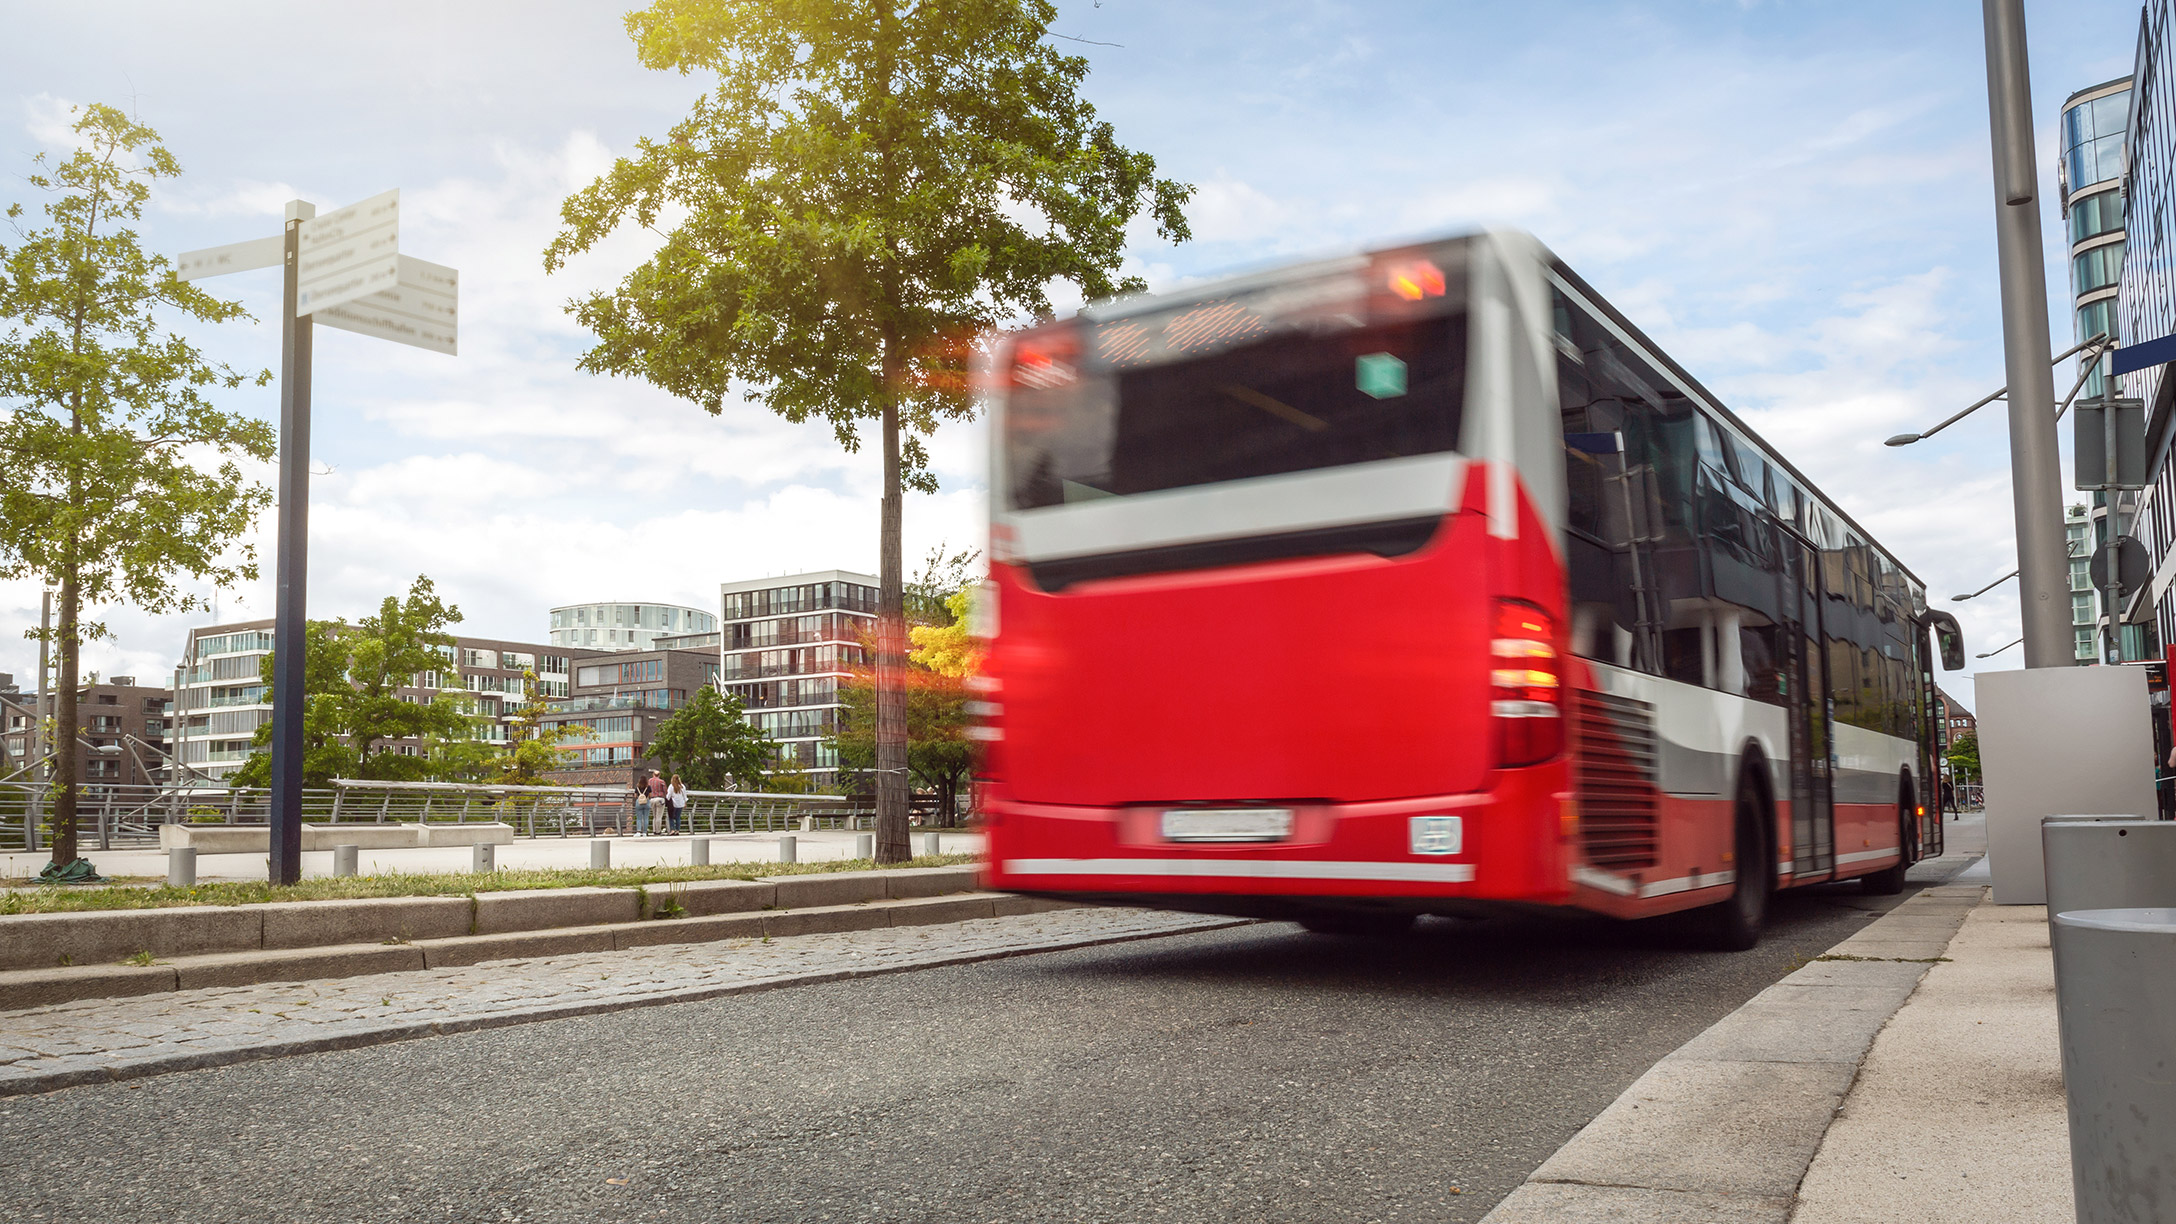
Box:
left=1161, top=808, right=1293, bottom=842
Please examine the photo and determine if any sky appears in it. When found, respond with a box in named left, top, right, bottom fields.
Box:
left=0, top=0, right=2151, bottom=710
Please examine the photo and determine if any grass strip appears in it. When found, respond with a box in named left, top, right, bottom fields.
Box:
left=0, top=854, right=981, bottom=915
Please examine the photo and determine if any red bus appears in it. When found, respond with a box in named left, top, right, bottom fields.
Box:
left=975, top=231, right=1963, bottom=949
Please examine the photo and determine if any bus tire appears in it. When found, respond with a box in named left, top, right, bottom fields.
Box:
left=1297, top=910, right=1417, bottom=937
left=1694, top=775, right=1769, bottom=952
left=1861, top=784, right=1915, bottom=896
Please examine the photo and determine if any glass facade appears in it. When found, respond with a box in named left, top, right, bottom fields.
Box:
left=2065, top=89, right=2131, bottom=194
left=718, top=572, right=882, bottom=787
left=2123, top=7, right=2176, bottom=657
left=546, top=602, right=716, bottom=652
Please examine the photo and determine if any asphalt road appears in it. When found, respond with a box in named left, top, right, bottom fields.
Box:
left=0, top=873, right=1956, bottom=1224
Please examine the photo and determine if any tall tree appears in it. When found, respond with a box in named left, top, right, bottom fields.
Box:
left=545, top=0, right=1189, bottom=862
left=645, top=686, right=773, bottom=791
left=0, top=104, right=273, bottom=877
left=233, top=577, right=473, bottom=785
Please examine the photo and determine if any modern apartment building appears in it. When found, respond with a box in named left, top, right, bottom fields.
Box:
left=547, top=602, right=717, bottom=653
left=536, top=647, right=721, bottom=787
left=174, top=620, right=586, bottom=782
left=717, top=571, right=880, bottom=788
left=1, top=678, right=174, bottom=790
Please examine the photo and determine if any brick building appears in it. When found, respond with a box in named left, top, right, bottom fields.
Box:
left=2, top=677, right=176, bottom=790
left=538, top=647, right=721, bottom=787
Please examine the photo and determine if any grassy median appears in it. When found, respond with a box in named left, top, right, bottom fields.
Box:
left=0, top=854, right=982, bottom=916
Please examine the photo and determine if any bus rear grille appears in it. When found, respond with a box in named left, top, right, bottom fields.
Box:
left=1574, top=688, right=1660, bottom=869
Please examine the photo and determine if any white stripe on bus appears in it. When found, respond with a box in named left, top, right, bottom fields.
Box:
left=1834, top=847, right=1900, bottom=866
left=1001, top=858, right=1476, bottom=884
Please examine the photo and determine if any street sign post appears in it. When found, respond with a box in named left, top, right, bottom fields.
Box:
left=175, top=190, right=456, bottom=884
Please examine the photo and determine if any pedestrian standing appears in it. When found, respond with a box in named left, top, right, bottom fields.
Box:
left=634, top=770, right=653, bottom=836
left=667, top=774, right=688, bottom=834
left=645, top=769, right=669, bottom=835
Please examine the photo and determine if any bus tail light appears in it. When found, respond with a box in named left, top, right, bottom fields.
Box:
left=966, top=675, right=1003, bottom=743
left=1492, top=600, right=1562, bottom=767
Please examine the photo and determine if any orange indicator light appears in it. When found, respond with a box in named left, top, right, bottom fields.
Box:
left=1388, top=260, right=1446, bottom=301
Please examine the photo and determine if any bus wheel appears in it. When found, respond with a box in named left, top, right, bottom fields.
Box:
left=1297, top=910, right=1417, bottom=937
left=1860, top=794, right=1914, bottom=896
left=1694, top=781, right=1769, bottom=952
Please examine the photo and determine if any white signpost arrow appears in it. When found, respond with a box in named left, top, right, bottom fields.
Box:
left=173, top=191, right=458, bottom=883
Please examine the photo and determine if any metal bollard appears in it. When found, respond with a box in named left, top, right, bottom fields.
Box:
left=333, top=844, right=359, bottom=878
left=856, top=833, right=875, bottom=860
left=2043, top=818, right=2176, bottom=920
left=472, top=843, right=495, bottom=873
left=922, top=832, right=941, bottom=858
left=2053, top=908, right=2176, bottom=1222
left=778, top=835, right=797, bottom=864
left=590, top=839, right=610, bottom=870
left=167, top=847, right=196, bottom=889
left=690, top=837, right=710, bottom=866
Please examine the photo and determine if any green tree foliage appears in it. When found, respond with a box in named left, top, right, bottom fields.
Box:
left=232, top=578, right=475, bottom=786
left=493, top=669, right=573, bottom=786
left=645, top=686, right=773, bottom=791
left=544, top=0, right=1189, bottom=861
left=0, top=104, right=273, bottom=871
left=835, top=581, right=980, bottom=823
left=1946, top=731, right=1980, bottom=784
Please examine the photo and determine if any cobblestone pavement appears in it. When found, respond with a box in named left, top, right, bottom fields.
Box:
left=0, top=907, right=1237, bottom=1096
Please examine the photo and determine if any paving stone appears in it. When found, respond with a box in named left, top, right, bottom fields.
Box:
left=0, top=907, right=1234, bottom=1096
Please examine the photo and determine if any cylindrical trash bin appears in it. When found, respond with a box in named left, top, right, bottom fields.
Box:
left=856, top=833, right=875, bottom=860
left=690, top=837, right=710, bottom=866
left=590, top=839, right=611, bottom=870
left=778, top=835, right=797, bottom=864
left=2053, top=908, right=2176, bottom=1223
left=2044, top=819, right=2176, bottom=919
left=167, top=847, right=196, bottom=889
left=472, top=843, right=495, bottom=873
left=333, top=844, right=359, bottom=878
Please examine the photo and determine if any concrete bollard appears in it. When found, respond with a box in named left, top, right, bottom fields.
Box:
left=856, top=833, right=875, bottom=860
left=472, top=843, right=495, bottom=873
left=167, top=847, right=196, bottom=889
left=332, top=845, right=359, bottom=878
left=590, top=839, right=610, bottom=871
left=690, top=836, right=710, bottom=866
left=778, top=835, right=797, bottom=864
left=2053, top=908, right=2176, bottom=1222
left=922, top=832, right=941, bottom=858
left=800, top=815, right=814, bottom=833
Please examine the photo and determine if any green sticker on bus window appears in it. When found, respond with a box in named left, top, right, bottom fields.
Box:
left=1356, top=352, right=1407, bottom=399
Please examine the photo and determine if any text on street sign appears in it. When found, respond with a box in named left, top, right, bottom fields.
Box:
left=296, top=188, right=400, bottom=316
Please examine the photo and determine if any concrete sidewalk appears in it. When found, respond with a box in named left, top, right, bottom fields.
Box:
left=1789, top=897, right=2066, bottom=1222
left=1484, top=813, right=2077, bottom=1223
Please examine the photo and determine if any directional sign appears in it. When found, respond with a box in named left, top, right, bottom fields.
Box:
left=295, top=189, right=399, bottom=316
left=316, top=255, right=457, bottom=355
left=174, top=235, right=283, bottom=282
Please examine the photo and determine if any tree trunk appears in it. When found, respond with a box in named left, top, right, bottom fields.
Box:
left=875, top=379, right=911, bottom=864
left=50, top=576, right=81, bottom=868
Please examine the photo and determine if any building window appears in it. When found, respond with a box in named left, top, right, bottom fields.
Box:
left=2074, top=240, right=2126, bottom=296
left=2070, top=186, right=2126, bottom=243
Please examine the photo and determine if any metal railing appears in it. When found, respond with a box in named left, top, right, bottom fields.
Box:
left=0, top=778, right=873, bottom=853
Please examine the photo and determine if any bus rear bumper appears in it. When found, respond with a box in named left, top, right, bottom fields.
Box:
left=979, top=770, right=1570, bottom=905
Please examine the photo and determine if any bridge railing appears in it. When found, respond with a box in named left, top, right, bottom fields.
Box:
left=0, top=779, right=872, bottom=853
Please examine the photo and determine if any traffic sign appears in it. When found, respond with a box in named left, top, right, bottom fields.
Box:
left=295, top=189, right=400, bottom=316
left=317, top=256, right=457, bottom=355
left=2090, top=536, right=2152, bottom=602
left=174, top=235, right=282, bottom=282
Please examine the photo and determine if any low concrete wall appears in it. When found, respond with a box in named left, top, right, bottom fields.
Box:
left=0, top=907, right=264, bottom=971
left=154, top=823, right=516, bottom=853
left=0, top=864, right=985, bottom=986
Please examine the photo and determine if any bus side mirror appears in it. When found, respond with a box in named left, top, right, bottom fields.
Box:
left=1927, top=611, right=1965, bottom=671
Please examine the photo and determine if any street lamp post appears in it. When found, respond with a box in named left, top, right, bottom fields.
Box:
left=1981, top=0, right=2073, bottom=669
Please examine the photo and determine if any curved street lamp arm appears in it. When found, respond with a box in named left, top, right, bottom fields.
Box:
left=1887, top=332, right=2112, bottom=446
left=1952, top=569, right=2020, bottom=601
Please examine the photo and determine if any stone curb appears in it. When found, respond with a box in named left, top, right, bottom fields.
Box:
left=0, top=909, right=1249, bottom=1099
left=0, top=889, right=1048, bottom=1010
left=1479, top=874, right=1986, bottom=1224
left=0, top=864, right=983, bottom=974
